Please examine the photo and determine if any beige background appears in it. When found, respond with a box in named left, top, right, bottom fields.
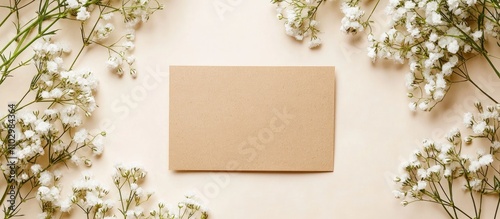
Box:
left=3, top=0, right=500, bottom=218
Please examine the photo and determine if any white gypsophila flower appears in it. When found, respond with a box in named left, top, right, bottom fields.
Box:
left=36, top=186, right=60, bottom=202
left=20, top=173, right=29, bottom=181
left=444, top=168, right=452, bottom=177
left=446, top=128, right=460, bottom=139
left=59, top=198, right=73, bottom=212
left=20, top=112, right=36, bottom=125
left=432, top=89, right=445, bottom=101
left=492, top=141, right=500, bottom=150
left=472, top=30, right=483, bottom=41
left=481, top=110, right=499, bottom=119
left=408, top=102, right=417, bottom=111
left=405, top=72, right=415, bottom=89
left=440, top=143, right=453, bottom=154
left=38, top=212, right=48, bottom=219
left=106, top=56, right=122, bottom=70
left=24, top=130, right=35, bottom=139
left=85, top=192, right=103, bottom=207
left=76, top=7, right=90, bottom=21
left=447, top=40, right=460, bottom=54
left=50, top=88, right=63, bottom=99
left=92, top=134, right=105, bottom=155
left=392, top=190, right=405, bottom=199
left=39, top=171, right=53, bottom=186
left=41, top=91, right=50, bottom=99
left=340, top=2, right=365, bottom=34
left=124, top=56, right=135, bottom=65
left=130, top=183, right=138, bottom=191
left=418, top=101, right=429, bottom=111
left=73, top=129, right=88, bottom=144
left=95, top=23, right=115, bottom=41
left=102, top=13, right=113, bottom=20
left=478, top=154, right=493, bottom=166
left=126, top=29, right=136, bottom=41
left=469, top=160, right=481, bottom=172
left=413, top=180, right=427, bottom=191
left=71, top=155, right=82, bottom=166
left=447, top=0, right=459, bottom=10
left=61, top=105, right=82, bottom=127
left=422, top=139, right=434, bottom=148
left=469, top=178, right=482, bottom=191
left=308, top=37, right=322, bottom=49
left=66, top=0, right=79, bottom=9
left=463, top=112, right=474, bottom=127
left=123, top=41, right=135, bottom=50
left=47, top=61, right=59, bottom=73
left=417, top=168, right=429, bottom=179
left=34, top=120, right=51, bottom=135
left=428, top=165, right=441, bottom=173
left=31, top=164, right=42, bottom=174
left=125, top=210, right=135, bottom=218
left=472, top=121, right=487, bottom=134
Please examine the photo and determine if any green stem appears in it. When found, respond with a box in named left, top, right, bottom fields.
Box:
left=467, top=74, right=498, bottom=104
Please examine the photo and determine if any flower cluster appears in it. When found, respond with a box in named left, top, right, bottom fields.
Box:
left=340, top=1, right=366, bottom=34
left=32, top=164, right=210, bottom=219
left=102, top=0, right=162, bottom=77
left=69, top=172, right=114, bottom=218
left=111, top=163, right=209, bottom=219
left=272, top=0, right=324, bottom=48
left=112, top=162, right=153, bottom=218
left=0, top=0, right=161, bottom=218
left=272, top=0, right=373, bottom=48
left=393, top=102, right=500, bottom=218
left=368, top=0, right=500, bottom=110
left=66, top=0, right=91, bottom=21
left=33, top=38, right=98, bottom=115
left=149, top=194, right=209, bottom=219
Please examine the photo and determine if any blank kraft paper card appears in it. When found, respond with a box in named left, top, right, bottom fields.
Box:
left=169, top=66, right=335, bottom=171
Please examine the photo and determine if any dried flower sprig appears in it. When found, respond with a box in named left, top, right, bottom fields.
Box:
left=271, top=0, right=379, bottom=48
left=394, top=102, right=500, bottom=218
left=272, top=0, right=325, bottom=48
left=36, top=164, right=209, bottom=219
left=369, top=0, right=500, bottom=111
left=0, top=0, right=165, bottom=218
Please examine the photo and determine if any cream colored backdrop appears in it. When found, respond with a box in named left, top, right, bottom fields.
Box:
left=2, top=0, right=500, bottom=218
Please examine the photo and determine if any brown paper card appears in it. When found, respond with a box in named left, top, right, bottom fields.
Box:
left=169, top=66, right=335, bottom=171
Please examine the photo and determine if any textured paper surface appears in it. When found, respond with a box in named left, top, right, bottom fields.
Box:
left=169, top=66, right=335, bottom=171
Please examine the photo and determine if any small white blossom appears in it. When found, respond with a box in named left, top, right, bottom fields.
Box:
left=308, top=37, right=322, bottom=49
left=31, top=164, right=42, bottom=174
left=39, top=171, right=53, bottom=186
left=464, top=112, right=474, bottom=127
left=472, top=121, right=487, bottom=134
left=73, top=129, right=88, bottom=144
left=76, top=7, right=90, bottom=21
left=66, top=0, right=79, bottom=9
left=413, top=181, right=427, bottom=191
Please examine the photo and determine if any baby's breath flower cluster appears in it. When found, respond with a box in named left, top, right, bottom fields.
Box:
left=0, top=0, right=162, bottom=218
left=394, top=102, right=500, bottom=218
left=111, top=163, right=208, bottom=219
left=149, top=193, right=208, bottom=219
left=368, top=0, right=500, bottom=110
left=271, top=0, right=377, bottom=48
left=69, top=172, right=114, bottom=218
left=33, top=165, right=209, bottom=219
left=272, top=0, right=325, bottom=48
left=340, top=0, right=367, bottom=34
